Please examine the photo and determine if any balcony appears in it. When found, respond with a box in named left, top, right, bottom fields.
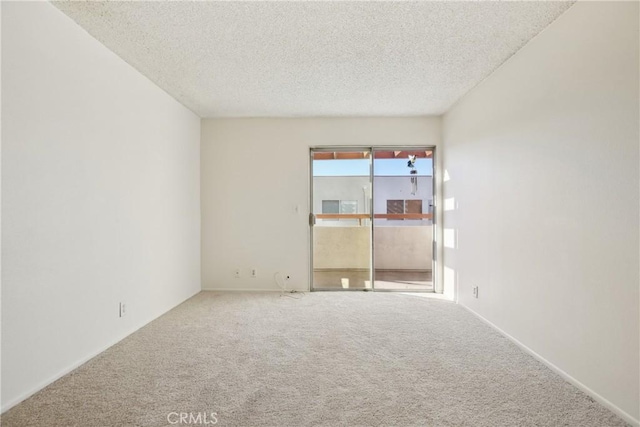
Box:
left=313, top=214, right=433, bottom=291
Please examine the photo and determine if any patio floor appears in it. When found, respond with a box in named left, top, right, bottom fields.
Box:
left=313, top=269, right=433, bottom=291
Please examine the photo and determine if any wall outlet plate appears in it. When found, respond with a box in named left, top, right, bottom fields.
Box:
left=119, top=302, right=127, bottom=317
left=234, top=268, right=241, bottom=278
left=251, top=268, right=257, bottom=278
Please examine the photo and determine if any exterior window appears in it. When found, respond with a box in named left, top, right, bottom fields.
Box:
left=322, top=200, right=340, bottom=214
left=322, top=200, right=358, bottom=214
left=405, top=200, right=423, bottom=215
left=386, top=200, right=404, bottom=215
left=339, top=200, right=357, bottom=214
left=386, top=199, right=422, bottom=219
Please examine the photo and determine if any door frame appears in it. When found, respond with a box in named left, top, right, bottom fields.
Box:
left=309, top=146, right=438, bottom=292
left=309, top=147, right=374, bottom=291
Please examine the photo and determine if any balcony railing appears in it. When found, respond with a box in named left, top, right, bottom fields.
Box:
left=316, top=213, right=432, bottom=226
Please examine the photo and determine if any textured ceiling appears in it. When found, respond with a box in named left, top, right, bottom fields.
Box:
left=53, top=1, right=574, bottom=118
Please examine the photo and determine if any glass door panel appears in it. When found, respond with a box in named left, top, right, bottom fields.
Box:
left=372, top=149, right=434, bottom=291
left=310, top=149, right=372, bottom=290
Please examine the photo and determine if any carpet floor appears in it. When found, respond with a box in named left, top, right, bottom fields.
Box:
left=2, top=292, right=628, bottom=427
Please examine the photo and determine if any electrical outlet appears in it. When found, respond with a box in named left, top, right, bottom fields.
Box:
left=234, top=268, right=241, bottom=278
left=251, top=268, right=257, bottom=278
left=472, top=286, right=479, bottom=298
left=119, top=302, right=127, bottom=317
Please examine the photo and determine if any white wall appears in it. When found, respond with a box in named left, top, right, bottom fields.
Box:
left=201, top=118, right=441, bottom=291
left=442, top=1, right=639, bottom=423
left=1, top=2, right=201, bottom=411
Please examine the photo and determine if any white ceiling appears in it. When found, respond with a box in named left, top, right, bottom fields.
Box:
left=53, top=1, right=574, bottom=118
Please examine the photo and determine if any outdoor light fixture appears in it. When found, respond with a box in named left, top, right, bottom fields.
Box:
left=408, top=155, right=418, bottom=195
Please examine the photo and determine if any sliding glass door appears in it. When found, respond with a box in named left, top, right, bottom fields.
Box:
left=310, top=149, right=373, bottom=290
left=310, top=147, right=435, bottom=292
left=372, top=149, right=434, bottom=291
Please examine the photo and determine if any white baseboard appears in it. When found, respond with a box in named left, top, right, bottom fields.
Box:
left=200, top=287, right=308, bottom=292
left=1, top=289, right=200, bottom=414
left=460, top=303, right=639, bottom=427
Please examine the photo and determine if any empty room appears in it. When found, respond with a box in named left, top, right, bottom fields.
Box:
left=2, top=1, right=638, bottom=426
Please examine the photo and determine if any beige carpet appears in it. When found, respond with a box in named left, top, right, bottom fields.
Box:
left=2, top=292, right=628, bottom=426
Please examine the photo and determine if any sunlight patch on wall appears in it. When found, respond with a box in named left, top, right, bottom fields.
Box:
left=444, top=228, right=457, bottom=249
left=444, top=197, right=456, bottom=211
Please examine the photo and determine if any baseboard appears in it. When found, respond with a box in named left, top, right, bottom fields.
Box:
left=460, top=303, right=639, bottom=427
left=200, top=287, right=303, bottom=292
left=1, top=288, right=200, bottom=414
